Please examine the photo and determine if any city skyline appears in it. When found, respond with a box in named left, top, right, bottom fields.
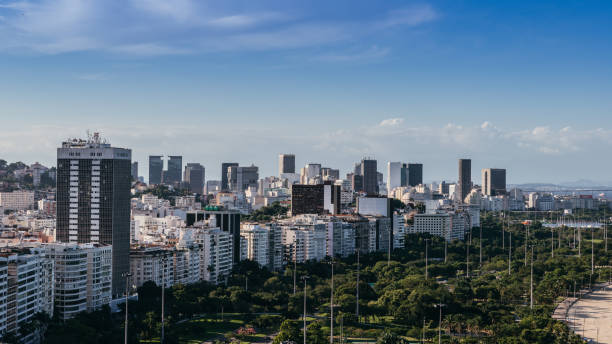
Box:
left=0, top=1, right=611, bottom=183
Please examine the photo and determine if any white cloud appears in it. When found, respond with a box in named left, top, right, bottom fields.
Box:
left=378, top=118, right=404, bottom=127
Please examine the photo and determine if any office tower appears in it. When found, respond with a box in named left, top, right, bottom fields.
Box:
left=278, top=154, right=296, bottom=176
left=351, top=174, right=363, bottom=192
left=458, top=159, right=472, bottom=203
left=407, top=163, right=423, bottom=187
left=321, top=167, right=340, bottom=181
left=228, top=165, right=259, bottom=191
left=482, top=168, right=507, bottom=196
left=184, top=163, right=205, bottom=194
left=205, top=180, right=221, bottom=194
left=186, top=209, right=241, bottom=264
left=300, top=163, right=322, bottom=184
left=221, top=163, right=239, bottom=191
left=290, top=183, right=340, bottom=215
left=148, top=155, right=163, bottom=185
left=165, top=155, right=182, bottom=184
left=387, top=162, right=402, bottom=192
left=131, top=162, right=138, bottom=181
left=360, top=158, right=378, bottom=195
left=56, top=134, right=131, bottom=297
left=400, top=163, right=408, bottom=186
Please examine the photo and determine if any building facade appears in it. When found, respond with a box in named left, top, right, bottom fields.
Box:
left=56, top=135, right=131, bottom=297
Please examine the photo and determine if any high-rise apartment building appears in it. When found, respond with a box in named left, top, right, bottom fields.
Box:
left=458, top=159, right=472, bottom=203
left=56, top=135, right=131, bottom=297
left=148, top=155, right=163, bottom=185
left=278, top=154, right=296, bottom=176
left=184, top=163, right=205, bottom=194
left=45, top=243, right=112, bottom=320
left=482, top=168, right=507, bottom=196
left=186, top=209, right=241, bottom=264
left=164, top=156, right=182, bottom=184
left=407, top=163, right=423, bottom=187
left=221, top=162, right=239, bottom=191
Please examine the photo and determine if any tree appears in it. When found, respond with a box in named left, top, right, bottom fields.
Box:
left=273, top=320, right=302, bottom=344
left=377, top=329, right=405, bottom=344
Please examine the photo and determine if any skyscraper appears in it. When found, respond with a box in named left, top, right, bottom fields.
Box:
left=278, top=154, right=295, bottom=175
left=458, top=159, right=472, bottom=203
left=482, top=168, right=507, bottom=196
left=221, top=162, right=238, bottom=191
left=360, top=158, right=378, bottom=195
left=228, top=165, right=259, bottom=191
left=165, top=155, right=182, bottom=184
left=56, top=134, right=131, bottom=297
left=131, top=162, right=138, bottom=181
left=387, top=162, right=402, bottom=192
left=407, top=163, right=423, bottom=187
left=148, top=155, right=163, bottom=185
left=184, top=163, right=205, bottom=194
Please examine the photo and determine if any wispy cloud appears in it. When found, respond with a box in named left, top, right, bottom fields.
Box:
left=74, top=72, right=111, bottom=81
left=0, top=1, right=439, bottom=56
left=377, top=4, right=438, bottom=28
left=314, top=45, right=390, bottom=62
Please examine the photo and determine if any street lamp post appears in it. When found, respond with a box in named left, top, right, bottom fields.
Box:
left=294, top=241, right=298, bottom=295
left=161, top=258, right=166, bottom=344
left=425, top=239, right=430, bottom=280
left=508, top=231, right=512, bottom=275
left=356, top=247, right=360, bottom=320
left=329, top=260, right=334, bottom=344
left=435, top=302, right=446, bottom=344
left=302, top=275, right=310, bottom=344
left=530, top=246, right=534, bottom=310
left=122, top=272, right=132, bottom=344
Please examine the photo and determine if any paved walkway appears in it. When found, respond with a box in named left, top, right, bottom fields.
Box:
left=566, top=285, right=612, bottom=343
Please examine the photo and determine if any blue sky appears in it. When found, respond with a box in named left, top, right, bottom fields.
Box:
left=0, top=0, right=611, bottom=184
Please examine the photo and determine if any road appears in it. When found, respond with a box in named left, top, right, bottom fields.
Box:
left=567, top=285, right=612, bottom=343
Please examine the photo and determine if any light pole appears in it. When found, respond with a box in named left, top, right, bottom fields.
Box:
left=329, top=260, right=334, bottom=344
left=356, top=247, right=360, bottom=320
left=122, top=272, right=132, bottom=344
left=530, top=246, right=534, bottom=310
left=508, top=231, right=512, bottom=275
left=435, top=302, right=446, bottom=344
left=479, top=225, right=482, bottom=267
left=293, top=241, right=298, bottom=295
left=302, top=275, right=310, bottom=344
left=551, top=226, right=554, bottom=258
left=425, top=238, right=430, bottom=280
left=466, top=236, right=470, bottom=278
left=161, top=258, right=166, bottom=344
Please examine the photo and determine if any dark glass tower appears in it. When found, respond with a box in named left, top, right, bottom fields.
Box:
left=148, top=155, right=163, bottom=185
left=165, top=156, right=183, bottom=184
left=360, top=158, right=378, bottom=195
left=184, top=163, right=205, bottom=194
left=57, top=135, right=131, bottom=297
left=278, top=154, right=296, bottom=175
left=458, top=158, right=472, bottom=203
left=407, top=163, right=423, bottom=186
